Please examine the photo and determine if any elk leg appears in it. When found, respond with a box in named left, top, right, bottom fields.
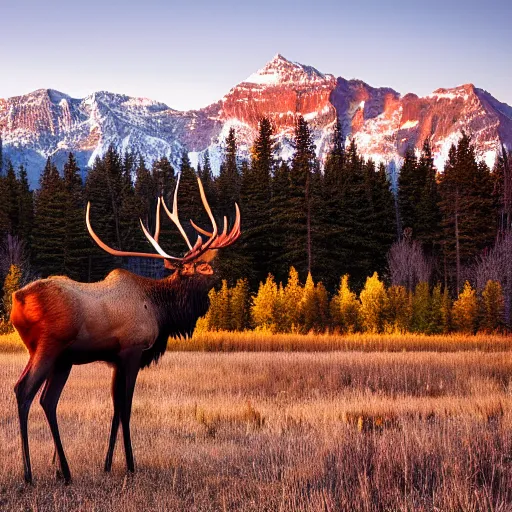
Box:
left=14, top=355, right=55, bottom=484
left=104, top=366, right=123, bottom=472
left=119, top=349, right=142, bottom=473
left=40, top=361, right=72, bottom=484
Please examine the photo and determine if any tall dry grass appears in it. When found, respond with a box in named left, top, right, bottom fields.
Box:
left=1, top=350, right=512, bottom=510
left=3, top=330, right=512, bottom=355
left=171, top=330, right=512, bottom=352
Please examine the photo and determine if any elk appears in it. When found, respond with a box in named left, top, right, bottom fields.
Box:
left=12, top=176, right=240, bottom=485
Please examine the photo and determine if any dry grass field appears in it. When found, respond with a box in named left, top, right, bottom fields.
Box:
left=1, top=333, right=512, bottom=511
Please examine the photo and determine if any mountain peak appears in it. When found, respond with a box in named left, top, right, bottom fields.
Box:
left=243, top=54, right=332, bottom=86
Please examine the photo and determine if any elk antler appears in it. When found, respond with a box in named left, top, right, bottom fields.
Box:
left=190, top=204, right=241, bottom=250
left=87, top=175, right=241, bottom=266
left=86, top=202, right=183, bottom=261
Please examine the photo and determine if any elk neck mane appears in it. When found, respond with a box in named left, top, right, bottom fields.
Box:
left=139, top=271, right=211, bottom=368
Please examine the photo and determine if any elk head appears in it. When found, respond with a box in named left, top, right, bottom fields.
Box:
left=86, top=175, right=241, bottom=275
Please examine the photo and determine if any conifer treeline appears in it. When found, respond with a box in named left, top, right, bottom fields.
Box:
left=0, top=122, right=511, bottom=330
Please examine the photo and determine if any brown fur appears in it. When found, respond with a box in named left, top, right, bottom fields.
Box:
left=11, top=282, right=79, bottom=356
left=12, top=269, right=211, bottom=484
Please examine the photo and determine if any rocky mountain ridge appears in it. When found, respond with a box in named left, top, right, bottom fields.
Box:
left=1, top=54, right=510, bottom=187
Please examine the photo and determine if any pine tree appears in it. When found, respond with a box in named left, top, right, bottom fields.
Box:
left=240, top=118, right=274, bottom=288
left=278, top=116, right=317, bottom=279
left=4, top=161, right=20, bottom=235
left=369, top=161, right=396, bottom=274
left=151, top=156, right=177, bottom=250
left=359, top=272, right=387, bottom=333
left=439, top=133, right=496, bottom=292
left=398, top=146, right=419, bottom=233
left=416, top=140, right=441, bottom=253
left=451, top=281, right=478, bottom=333
left=493, top=145, right=512, bottom=232
left=216, top=127, right=241, bottom=212
left=62, top=153, right=88, bottom=280
left=117, top=153, right=142, bottom=257
left=85, top=146, right=125, bottom=280
left=152, top=156, right=176, bottom=202
left=270, top=161, right=291, bottom=282
left=321, top=121, right=347, bottom=290
left=32, top=158, right=67, bottom=276
left=163, top=151, right=203, bottom=256
left=0, top=173, right=9, bottom=237
left=17, top=165, right=34, bottom=249
left=134, top=155, right=156, bottom=229
left=215, top=132, right=246, bottom=285
left=339, top=140, right=375, bottom=288
left=198, top=151, right=216, bottom=211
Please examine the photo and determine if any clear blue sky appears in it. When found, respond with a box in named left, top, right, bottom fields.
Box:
left=1, top=0, right=510, bottom=110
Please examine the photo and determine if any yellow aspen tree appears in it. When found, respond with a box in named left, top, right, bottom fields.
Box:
left=229, top=278, right=250, bottom=331
left=207, top=280, right=231, bottom=331
left=251, top=274, right=279, bottom=330
left=282, top=267, right=304, bottom=332
left=273, top=283, right=286, bottom=332
left=300, top=272, right=318, bottom=333
left=330, top=274, right=359, bottom=333
left=359, top=272, right=387, bottom=333
left=452, top=281, right=478, bottom=334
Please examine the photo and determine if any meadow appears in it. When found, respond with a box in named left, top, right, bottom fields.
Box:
left=1, top=332, right=512, bottom=511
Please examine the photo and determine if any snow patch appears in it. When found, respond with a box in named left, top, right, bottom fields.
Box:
left=303, top=111, right=318, bottom=121
left=400, top=120, right=419, bottom=130
left=244, top=70, right=281, bottom=85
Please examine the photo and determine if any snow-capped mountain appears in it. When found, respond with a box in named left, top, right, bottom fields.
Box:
left=1, top=54, right=511, bottom=187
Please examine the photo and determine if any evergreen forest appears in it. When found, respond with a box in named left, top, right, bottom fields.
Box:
left=0, top=116, right=511, bottom=334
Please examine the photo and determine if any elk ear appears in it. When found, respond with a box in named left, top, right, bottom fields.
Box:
left=201, top=250, right=218, bottom=263
left=196, top=263, right=213, bottom=275
left=164, top=260, right=178, bottom=270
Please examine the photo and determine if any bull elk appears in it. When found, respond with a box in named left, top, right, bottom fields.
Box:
left=12, top=176, right=240, bottom=484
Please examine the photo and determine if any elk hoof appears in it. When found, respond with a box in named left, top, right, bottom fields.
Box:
left=56, top=468, right=72, bottom=485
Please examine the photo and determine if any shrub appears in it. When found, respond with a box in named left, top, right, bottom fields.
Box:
left=1, top=263, right=22, bottom=332
left=480, top=280, right=505, bottom=333
left=386, top=285, right=411, bottom=333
